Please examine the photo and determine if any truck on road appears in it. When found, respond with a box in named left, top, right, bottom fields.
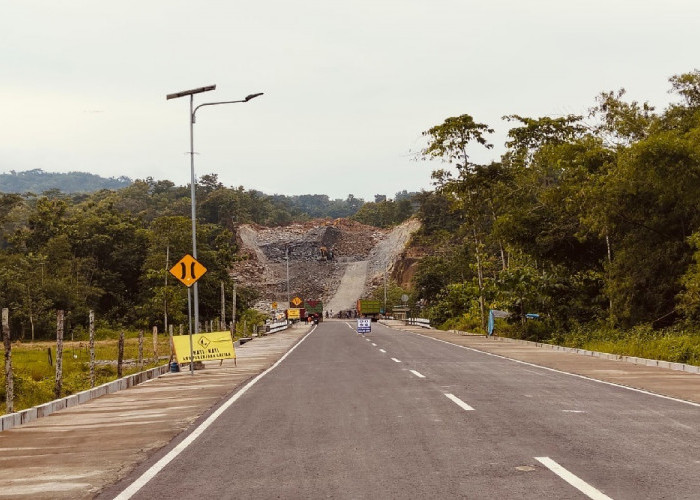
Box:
left=304, top=299, right=324, bottom=322
left=356, top=299, right=381, bottom=321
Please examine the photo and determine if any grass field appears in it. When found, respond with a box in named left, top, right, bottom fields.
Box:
left=1, top=333, right=174, bottom=415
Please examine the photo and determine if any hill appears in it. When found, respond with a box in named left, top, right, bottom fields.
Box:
left=0, top=169, right=131, bottom=194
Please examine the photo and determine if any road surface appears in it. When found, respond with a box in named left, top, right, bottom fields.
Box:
left=104, top=320, right=700, bottom=499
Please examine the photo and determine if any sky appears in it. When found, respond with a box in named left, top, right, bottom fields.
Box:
left=2, top=1, right=700, bottom=200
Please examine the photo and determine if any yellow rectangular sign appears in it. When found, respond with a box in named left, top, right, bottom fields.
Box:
left=172, top=331, right=236, bottom=363
left=287, top=308, right=301, bottom=319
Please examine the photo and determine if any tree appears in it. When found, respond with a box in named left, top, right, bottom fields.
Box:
left=420, top=114, right=494, bottom=170
left=419, top=114, right=498, bottom=330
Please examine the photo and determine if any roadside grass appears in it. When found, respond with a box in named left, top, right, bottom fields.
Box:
left=486, top=320, right=700, bottom=367
left=0, top=333, right=174, bottom=415
left=557, top=326, right=700, bottom=366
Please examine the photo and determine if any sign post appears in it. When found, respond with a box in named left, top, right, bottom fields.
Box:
left=170, top=254, right=208, bottom=374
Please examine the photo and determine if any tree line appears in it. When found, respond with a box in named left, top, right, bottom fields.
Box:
left=410, top=70, right=700, bottom=340
left=0, top=176, right=415, bottom=340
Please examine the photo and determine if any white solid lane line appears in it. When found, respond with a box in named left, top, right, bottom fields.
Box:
left=114, top=328, right=316, bottom=500
left=409, top=370, right=426, bottom=379
left=379, top=349, right=386, bottom=353
left=535, top=457, right=613, bottom=500
left=413, top=331, right=700, bottom=408
left=391, top=358, right=401, bottom=363
left=444, top=393, right=475, bottom=411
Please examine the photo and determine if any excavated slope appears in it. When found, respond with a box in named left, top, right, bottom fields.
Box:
left=231, top=218, right=420, bottom=314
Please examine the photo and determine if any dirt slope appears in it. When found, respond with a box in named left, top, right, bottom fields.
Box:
left=231, top=218, right=420, bottom=313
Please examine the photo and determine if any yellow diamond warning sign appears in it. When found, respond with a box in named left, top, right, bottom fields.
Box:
left=291, top=296, right=303, bottom=307
left=170, top=254, right=207, bottom=287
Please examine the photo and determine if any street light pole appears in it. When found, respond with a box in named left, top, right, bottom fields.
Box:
left=167, top=86, right=263, bottom=334
left=188, top=92, right=201, bottom=335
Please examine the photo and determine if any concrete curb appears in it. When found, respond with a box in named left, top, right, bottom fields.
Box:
left=0, top=334, right=263, bottom=432
left=446, top=329, right=700, bottom=375
left=1, top=364, right=170, bottom=433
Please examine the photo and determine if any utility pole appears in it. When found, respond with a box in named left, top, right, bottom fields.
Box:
left=220, top=281, right=225, bottom=329
left=285, top=245, right=291, bottom=305
left=384, top=263, right=388, bottom=315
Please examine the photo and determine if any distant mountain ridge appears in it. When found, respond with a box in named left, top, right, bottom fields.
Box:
left=0, top=169, right=131, bottom=194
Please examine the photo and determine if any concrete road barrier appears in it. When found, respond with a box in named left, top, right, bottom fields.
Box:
left=1, top=364, right=169, bottom=432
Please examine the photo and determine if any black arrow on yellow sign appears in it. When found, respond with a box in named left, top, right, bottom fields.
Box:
left=170, top=254, right=207, bottom=287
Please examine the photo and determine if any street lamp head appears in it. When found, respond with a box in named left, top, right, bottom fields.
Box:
left=244, top=92, right=264, bottom=102
left=166, top=85, right=216, bottom=100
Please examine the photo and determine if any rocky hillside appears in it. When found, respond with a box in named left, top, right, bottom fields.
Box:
left=231, top=218, right=420, bottom=312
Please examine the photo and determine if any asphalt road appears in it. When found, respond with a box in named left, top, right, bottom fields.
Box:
left=105, top=321, right=700, bottom=499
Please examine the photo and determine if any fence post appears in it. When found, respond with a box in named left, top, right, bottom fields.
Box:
left=138, top=329, right=144, bottom=369
left=152, top=326, right=158, bottom=364
left=89, top=310, right=96, bottom=388
left=168, top=324, right=174, bottom=358
left=54, top=310, right=64, bottom=400
left=3, top=308, right=13, bottom=414
left=231, top=281, right=237, bottom=332
left=117, top=331, right=124, bottom=378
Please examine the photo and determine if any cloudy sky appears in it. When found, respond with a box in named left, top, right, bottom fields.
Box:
left=3, top=1, right=699, bottom=200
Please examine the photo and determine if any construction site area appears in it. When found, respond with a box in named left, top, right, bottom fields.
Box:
left=231, top=218, right=420, bottom=315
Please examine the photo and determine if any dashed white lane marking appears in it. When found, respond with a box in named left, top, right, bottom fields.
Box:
left=391, top=358, right=401, bottom=363
left=114, top=328, right=316, bottom=499
left=445, top=393, right=475, bottom=411
left=411, top=331, right=700, bottom=408
left=379, top=349, right=386, bottom=353
left=410, top=370, right=426, bottom=379
left=371, top=343, right=377, bottom=347
left=535, top=457, right=613, bottom=500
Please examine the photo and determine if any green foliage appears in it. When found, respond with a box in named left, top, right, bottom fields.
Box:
left=368, top=280, right=412, bottom=314
left=412, top=69, right=700, bottom=345
left=549, top=323, right=700, bottom=366
left=351, top=195, right=415, bottom=228
left=420, top=114, right=494, bottom=169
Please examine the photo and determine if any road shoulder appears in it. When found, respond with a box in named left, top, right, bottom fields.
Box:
left=383, top=323, right=700, bottom=405
left=0, top=326, right=310, bottom=499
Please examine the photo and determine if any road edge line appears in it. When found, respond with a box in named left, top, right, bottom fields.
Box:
left=409, top=330, right=700, bottom=408
left=113, top=327, right=316, bottom=500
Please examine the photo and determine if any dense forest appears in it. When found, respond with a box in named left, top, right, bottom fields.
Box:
left=0, top=175, right=415, bottom=339
left=408, top=69, right=700, bottom=352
